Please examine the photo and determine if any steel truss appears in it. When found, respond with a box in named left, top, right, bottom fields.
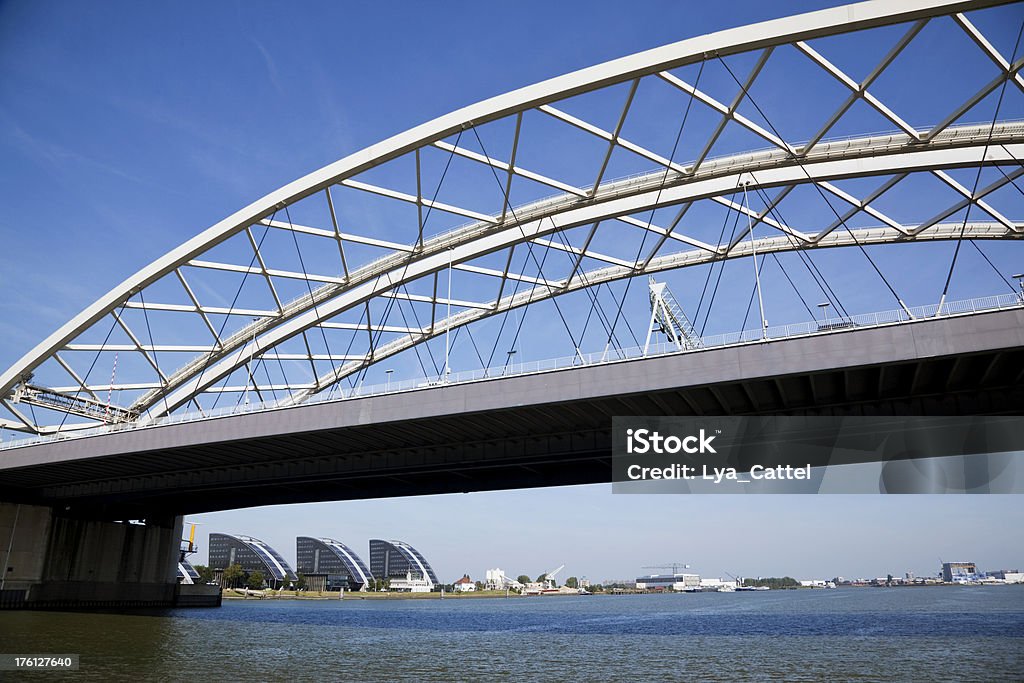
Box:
left=2, top=0, right=1023, bottom=435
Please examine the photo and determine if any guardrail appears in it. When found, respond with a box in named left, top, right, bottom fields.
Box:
left=2, top=291, right=1022, bottom=452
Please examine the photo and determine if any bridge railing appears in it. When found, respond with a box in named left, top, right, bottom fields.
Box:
left=2, top=291, right=1022, bottom=451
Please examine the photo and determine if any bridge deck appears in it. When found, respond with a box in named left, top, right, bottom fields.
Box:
left=1, top=307, right=1022, bottom=516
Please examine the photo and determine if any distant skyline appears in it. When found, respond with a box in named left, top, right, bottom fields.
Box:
left=2, top=1, right=1022, bottom=587
left=187, top=485, right=1023, bottom=584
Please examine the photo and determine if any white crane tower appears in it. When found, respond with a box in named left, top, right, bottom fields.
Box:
left=644, top=277, right=702, bottom=355
left=541, top=564, right=565, bottom=590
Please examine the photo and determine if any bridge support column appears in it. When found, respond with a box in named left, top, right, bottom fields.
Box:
left=0, top=502, right=195, bottom=610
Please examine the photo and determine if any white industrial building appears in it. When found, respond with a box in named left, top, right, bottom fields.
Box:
left=699, top=578, right=739, bottom=591
left=635, top=573, right=701, bottom=591
left=388, top=571, right=433, bottom=593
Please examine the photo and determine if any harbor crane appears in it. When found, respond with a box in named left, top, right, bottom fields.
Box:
left=643, top=563, right=692, bottom=575
left=541, top=564, right=565, bottom=590
left=177, top=521, right=202, bottom=586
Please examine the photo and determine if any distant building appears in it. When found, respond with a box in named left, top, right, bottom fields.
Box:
left=635, top=573, right=700, bottom=591
left=389, top=572, right=434, bottom=593
left=453, top=574, right=476, bottom=592
left=990, top=569, right=1024, bottom=583
left=208, top=533, right=297, bottom=589
left=485, top=568, right=504, bottom=590
left=942, top=562, right=978, bottom=583
left=485, top=568, right=521, bottom=590
left=369, top=539, right=439, bottom=590
left=296, top=537, right=373, bottom=591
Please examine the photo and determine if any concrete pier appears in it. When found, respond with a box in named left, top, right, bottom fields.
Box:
left=0, top=502, right=217, bottom=609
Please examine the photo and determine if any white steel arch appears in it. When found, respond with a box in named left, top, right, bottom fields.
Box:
left=2, top=0, right=1023, bottom=435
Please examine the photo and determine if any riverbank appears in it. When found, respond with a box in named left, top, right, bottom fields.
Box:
left=221, top=588, right=594, bottom=600
left=219, top=582, right=1022, bottom=600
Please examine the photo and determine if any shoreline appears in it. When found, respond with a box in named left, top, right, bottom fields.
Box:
left=218, top=583, right=1020, bottom=601
left=221, top=589, right=592, bottom=601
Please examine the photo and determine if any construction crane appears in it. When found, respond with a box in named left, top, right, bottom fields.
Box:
left=644, top=277, right=702, bottom=355
left=182, top=521, right=200, bottom=555
left=541, top=564, right=565, bottom=590
left=177, top=522, right=202, bottom=585
left=643, top=563, right=692, bottom=575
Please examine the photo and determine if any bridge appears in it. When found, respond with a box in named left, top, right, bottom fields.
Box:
left=1, top=0, right=1023, bottom=608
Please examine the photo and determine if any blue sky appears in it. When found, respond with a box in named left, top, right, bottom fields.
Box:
left=2, top=0, right=1023, bottom=582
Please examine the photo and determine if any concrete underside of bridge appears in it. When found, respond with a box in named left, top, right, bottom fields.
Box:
left=1, top=308, right=1021, bottom=519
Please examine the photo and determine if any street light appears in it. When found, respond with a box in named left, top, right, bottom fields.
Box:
left=740, top=177, right=768, bottom=340
left=385, top=369, right=394, bottom=392
left=817, top=302, right=831, bottom=325
left=505, top=349, right=517, bottom=375
left=1013, top=274, right=1024, bottom=302
left=244, top=317, right=259, bottom=406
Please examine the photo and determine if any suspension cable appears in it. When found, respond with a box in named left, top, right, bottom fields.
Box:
left=750, top=183, right=851, bottom=318
left=470, top=128, right=583, bottom=357
left=694, top=194, right=741, bottom=328
left=136, top=288, right=173, bottom=419
left=190, top=213, right=277, bottom=414
left=938, top=18, right=1023, bottom=311
left=718, top=56, right=911, bottom=317
left=602, top=60, right=706, bottom=355
left=351, top=130, right=463, bottom=389
left=698, top=198, right=746, bottom=336
left=285, top=204, right=341, bottom=393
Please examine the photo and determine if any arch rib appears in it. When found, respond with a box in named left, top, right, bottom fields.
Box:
left=143, top=136, right=1023, bottom=417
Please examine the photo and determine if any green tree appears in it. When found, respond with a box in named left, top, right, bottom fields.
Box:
left=247, top=570, right=265, bottom=590
left=743, top=576, right=799, bottom=589
left=222, top=563, right=244, bottom=588
left=565, top=576, right=579, bottom=589
left=517, top=575, right=531, bottom=585
left=295, top=573, right=307, bottom=590
left=194, top=564, right=215, bottom=584
left=535, top=573, right=547, bottom=583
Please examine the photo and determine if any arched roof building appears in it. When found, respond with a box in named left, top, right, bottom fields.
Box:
left=296, top=537, right=373, bottom=590
left=369, top=539, right=439, bottom=586
left=208, top=533, right=297, bottom=587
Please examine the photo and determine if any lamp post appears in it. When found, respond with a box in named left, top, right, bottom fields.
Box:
left=817, top=302, right=831, bottom=326
left=505, top=349, right=517, bottom=375
left=1013, top=274, right=1024, bottom=303
left=444, top=247, right=453, bottom=382
left=385, top=369, right=394, bottom=392
left=740, top=178, right=768, bottom=340
left=244, top=317, right=258, bottom=407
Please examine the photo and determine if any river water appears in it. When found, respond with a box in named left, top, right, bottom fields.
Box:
left=2, top=586, right=1022, bottom=680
